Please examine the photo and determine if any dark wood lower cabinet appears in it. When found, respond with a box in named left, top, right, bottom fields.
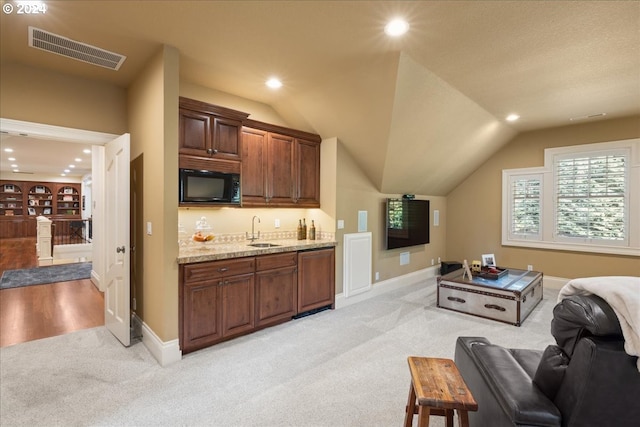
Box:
left=183, top=280, right=222, bottom=349
left=221, top=273, right=255, bottom=337
left=180, top=247, right=335, bottom=354
left=297, top=248, right=336, bottom=313
left=255, top=253, right=298, bottom=328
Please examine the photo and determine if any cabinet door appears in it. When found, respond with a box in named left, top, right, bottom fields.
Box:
left=297, top=248, right=335, bottom=313
left=213, top=116, right=242, bottom=160
left=267, top=133, right=296, bottom=205
left=255, top=265, right=298, bottom=328
left=221, top=273, right=255, bottom=337
left=295, top=138, right=320, bottom=207
left=183, top=280, right=222, bottom=351
left=241, top=127, right=268, bottom=206
left=179, top=108, right=212, bottom=156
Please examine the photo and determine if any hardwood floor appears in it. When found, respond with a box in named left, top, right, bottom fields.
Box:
left=0, top=237, right=104, bottom=348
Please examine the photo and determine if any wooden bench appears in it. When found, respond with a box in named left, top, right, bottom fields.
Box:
left=404, top=357, right=478, bottom=427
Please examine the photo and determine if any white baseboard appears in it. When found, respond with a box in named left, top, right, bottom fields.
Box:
left=336, top=265, right=439, bottom=309
left=53, top=243, right=92, bottom=262
left=141, top=321, right=182, bottom=367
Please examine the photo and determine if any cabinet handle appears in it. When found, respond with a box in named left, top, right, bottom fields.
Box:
left=217, top=267, right=228, bottom=273
left=206, top=148, right=213, bottom=154
left=484, top=304, right=506, bottom=312
left=447, top=296, right=466, bottom=304
left=213, top=149, right=218, bottom=154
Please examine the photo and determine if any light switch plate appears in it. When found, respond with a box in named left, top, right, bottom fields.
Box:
left=146, top=221, right=152, bottom=235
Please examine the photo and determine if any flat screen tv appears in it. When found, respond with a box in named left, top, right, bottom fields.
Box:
left=385, top=198, right=430, bottom=250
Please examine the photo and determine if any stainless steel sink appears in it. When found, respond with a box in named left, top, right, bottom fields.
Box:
left=248, top=242, right=280, bottom=248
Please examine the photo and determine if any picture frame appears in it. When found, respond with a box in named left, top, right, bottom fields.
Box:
left=4, top=184, right=14, bottom=193
left=28, top=207, right=36, bottom=216
left=29, top=199, right=38, bottom=206
left=63, top=187, right=74, bottom=194
left=35, top=186, right=45, bottom=194
left=7, top=203, right=16, bottom=208
left=43, top=207, right=52, bottom=215
left=481, top=253, right=496, bottom=267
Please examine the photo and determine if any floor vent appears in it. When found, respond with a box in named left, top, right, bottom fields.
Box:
left=28, top=26, right=126, bottom=71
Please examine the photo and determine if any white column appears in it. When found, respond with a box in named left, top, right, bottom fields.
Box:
left=36, top=216, right=53, bottom=266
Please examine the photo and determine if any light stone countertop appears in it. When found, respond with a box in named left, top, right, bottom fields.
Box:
left=177, top=238, right=337, bottom=264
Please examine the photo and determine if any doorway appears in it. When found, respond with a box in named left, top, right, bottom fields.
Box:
left=0, top=118, right=129, bottom=346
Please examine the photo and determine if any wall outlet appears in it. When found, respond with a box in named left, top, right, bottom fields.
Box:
left=337, top=219, right=344, bottom=229
left=375, top=272, right=379, bottom=281
left=275, top=219, right=280, bottom=228
left=437, top=257, right=441, bottom=264
left=527, top=264, right=533, bottom=271
left=400, top=252, right=410, bottom=265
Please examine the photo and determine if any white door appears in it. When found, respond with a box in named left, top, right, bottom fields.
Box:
left=104, top=134, right=131, bottom=346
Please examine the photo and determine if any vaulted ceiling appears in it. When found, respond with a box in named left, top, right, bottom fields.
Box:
left=1, top=1, right=638, bottom=195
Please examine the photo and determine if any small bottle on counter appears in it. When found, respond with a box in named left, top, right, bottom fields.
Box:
left=309, top=220, right=316, bottom=240
left=297, top=219, right=304, bottom=240
left=302, top=218, right=307, bottom=239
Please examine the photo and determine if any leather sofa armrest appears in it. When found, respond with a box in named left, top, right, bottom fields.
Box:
left=455, top=337, right=561, bottom=426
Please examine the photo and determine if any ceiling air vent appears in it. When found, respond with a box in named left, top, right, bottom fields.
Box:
left=28, top=26, right=126, bottom=71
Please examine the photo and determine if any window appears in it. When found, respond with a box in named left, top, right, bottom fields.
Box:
left=502, top=139, right=639, bottom=256
left=506, top=173, right=543, bottom=240
left=555, top=150, right=627, bottom=244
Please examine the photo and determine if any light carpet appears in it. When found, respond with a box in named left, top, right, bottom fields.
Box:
left=0, top=279, right=559, bottom=426
left=0, top=262, right=92, bottom=289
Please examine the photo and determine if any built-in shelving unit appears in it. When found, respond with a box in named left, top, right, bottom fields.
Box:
left=0, top=180, right=82, bottom=238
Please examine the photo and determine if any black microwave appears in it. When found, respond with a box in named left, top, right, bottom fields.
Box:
left=179, top=169, right=241, bottom=205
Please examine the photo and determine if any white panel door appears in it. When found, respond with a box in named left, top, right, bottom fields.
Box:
left=104, top=134, right=130, bottom=346
left=344, top=232, right=372, bottom=298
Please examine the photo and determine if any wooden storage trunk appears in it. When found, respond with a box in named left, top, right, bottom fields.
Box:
left=437, top=268, right=543, bottom=326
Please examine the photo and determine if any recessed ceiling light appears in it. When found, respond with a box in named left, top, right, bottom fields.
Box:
left=8, top=157, right=15, bottom=161
left=10, top=164, right=18, bottom=168
left=69, top=164, right=75, bottom=168
left=13, top=169, right=19, bottom=173
left=61, top=173, right=66, bottom=177
left=266, top=77, right=282, bottom=89
left=4, top=148, right=13, bottom=153
left=75, top=158, right=82, bottom=162
left=385, top=18, right=409, bottom=37
left=83, top=149, right=91, bottom=154
left=64, top=169, right=70, bottom=173
left=506, top=114, right=520, bottom=122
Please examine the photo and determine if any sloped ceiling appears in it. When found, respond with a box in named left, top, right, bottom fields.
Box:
left=1, top=1, right=639, bottom=195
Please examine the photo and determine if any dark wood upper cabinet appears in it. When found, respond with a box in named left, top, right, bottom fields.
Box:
left=242, top=120, right=321, bottom=208
left=178, top=97, right=249, bottom=161
left=267, top=133, right=296, bottom=205
left=178, top=98, right=321, bottom=208
left=295, top=138, right=321, bottom=207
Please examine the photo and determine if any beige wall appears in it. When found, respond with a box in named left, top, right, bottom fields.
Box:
left=127, top=46, right=180, bottom=342
left=335, top=140, right=447, bottom=294
left=0, top=63, right=127, bottom=134
left=447, top=115, right=640, bottom=279
left=180, top=81, right=289, bottom=126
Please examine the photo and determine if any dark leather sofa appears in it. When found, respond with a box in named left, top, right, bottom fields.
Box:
left=454, top=294, right=640, bottom=426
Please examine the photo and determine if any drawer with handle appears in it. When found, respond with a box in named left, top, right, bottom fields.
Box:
left=437, top=284, right=517, bottom=324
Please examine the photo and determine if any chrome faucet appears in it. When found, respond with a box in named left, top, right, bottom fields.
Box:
left=246, top=215, right=261, bottom=241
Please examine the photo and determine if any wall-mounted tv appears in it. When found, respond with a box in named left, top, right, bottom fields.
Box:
left=385, top=198, right=430, bottom=250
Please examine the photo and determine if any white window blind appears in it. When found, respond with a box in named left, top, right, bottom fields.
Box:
left=555, top=150, right=628, bottom=243
left=508, top=174, right=542, bottom=240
